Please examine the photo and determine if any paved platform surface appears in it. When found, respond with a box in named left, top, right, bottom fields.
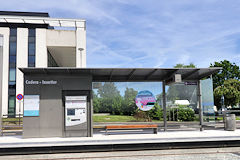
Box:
left=1, top=147, right=240, bottom=160
left=0, top=130, right=240, bottom=155
left=0, top=130, right=240, bottom=148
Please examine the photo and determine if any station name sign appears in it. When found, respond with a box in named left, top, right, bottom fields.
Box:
left=25, top=80, right=57, bottom=85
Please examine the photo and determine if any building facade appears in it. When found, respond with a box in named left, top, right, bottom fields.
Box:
left=0, top=11, right=86, bottom=117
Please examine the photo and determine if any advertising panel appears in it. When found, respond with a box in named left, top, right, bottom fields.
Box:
left=135, top=90, right=156, bottom=111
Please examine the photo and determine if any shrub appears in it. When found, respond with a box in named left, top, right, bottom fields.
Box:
left=177, top=106, right=195, bottom=121
left=149, top=104, right=163, bottom=120
left=134, top=110, right=151, bottom=122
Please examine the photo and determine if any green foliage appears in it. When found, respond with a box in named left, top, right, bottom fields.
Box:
left=210, top=60, right=240, bottom=90
left=174, top=63, right=196, bottom=68
left=93, top=83, right=138, bottom=115
left=122, top=87, right=138, bottom=115
left=93, top=92, right=101, bottom=113
left=134, top=104, right=163, bottom=122
left=167, top=106, right=195, bottom=121
left=177, top=106, right=195, bottom=121
left=112, top=96, right=124, bottom=115
left=214, top=79, right=240, bottom=107
left=148, top=103, right=163, bottom=120
left=93, top=82, right=196, bottom=122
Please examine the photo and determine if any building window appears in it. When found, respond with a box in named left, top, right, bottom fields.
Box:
left=8, top=28, right=17, bottom=117
left=9, top=68, right=16, bottom=81
left=8, top=96, right=16, bottom=117
left=28, top=29, right=35, bottom=67
left=9, top=42, right=17, bottom=55
left=48, top=50, right=59, bottom=67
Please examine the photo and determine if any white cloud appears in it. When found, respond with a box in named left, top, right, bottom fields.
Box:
left=1, top=0, right=240, bottom=67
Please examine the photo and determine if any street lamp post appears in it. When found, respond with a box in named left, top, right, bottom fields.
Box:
left=78, top=48, right=84, bottom=67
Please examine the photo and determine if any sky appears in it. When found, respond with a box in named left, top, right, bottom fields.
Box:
left=1, top=0, right=240, bottom=68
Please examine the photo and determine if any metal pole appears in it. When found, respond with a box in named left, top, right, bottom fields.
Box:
left=221, top=95, right=226, bottom=128
left=173, top=108, right=175, bottom=121
left=0, top=35, right=3, bottom=136
left=198, top=80, right=204, bottom=131
left=90, top=91, right=93, bottom=137
left=162, top=81, right=167, bottom=131
left=18, top=101, right=21, bottom=126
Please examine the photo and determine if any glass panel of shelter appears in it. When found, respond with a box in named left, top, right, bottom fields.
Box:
left=92, top=80, right=214, bottom=132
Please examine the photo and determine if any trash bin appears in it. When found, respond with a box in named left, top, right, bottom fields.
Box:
left=225, top=114, right=236, bottom=131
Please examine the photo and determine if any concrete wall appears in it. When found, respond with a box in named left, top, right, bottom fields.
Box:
left=0, top=28, right=9, bottom=116
left=36, top=29, right=47, bottom=67
left=0, top=35, right=3, bottom=128
left=16, top=28, right=28, bottom=114
left=23, top=74, right=92, bottom=138
left=47, top=29, right=86, bottom=68
left=46, top=30, right=76, bottom=47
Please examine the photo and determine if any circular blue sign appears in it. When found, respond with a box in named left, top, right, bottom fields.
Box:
left=16, top=94, right=23, bottom=100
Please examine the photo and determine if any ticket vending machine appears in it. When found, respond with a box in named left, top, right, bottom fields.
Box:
left=65, top=96, right=88, bottom=137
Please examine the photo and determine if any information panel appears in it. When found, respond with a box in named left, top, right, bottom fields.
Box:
left=65, top=96, right=87, bottom=127
left=24, top=95, right=40, bottom=116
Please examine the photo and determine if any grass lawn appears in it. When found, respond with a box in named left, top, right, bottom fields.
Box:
left=93, top=115, right=137, bottom=122
left=93, top=115, right=240, bottom=122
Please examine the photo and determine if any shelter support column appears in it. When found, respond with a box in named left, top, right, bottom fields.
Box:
left=198, top=80, right=204, bottom=131
left=0, top=35, right=3, bottom=134
left=90, top=91, right=93, bottom=137
left=162, top=81, right=167, bottom=131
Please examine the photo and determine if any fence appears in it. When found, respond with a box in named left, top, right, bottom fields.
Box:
left=1, top=114, right=23, bottom=136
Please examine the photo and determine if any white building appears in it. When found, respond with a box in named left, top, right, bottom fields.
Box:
left=0, top=11, right=86, bottom=117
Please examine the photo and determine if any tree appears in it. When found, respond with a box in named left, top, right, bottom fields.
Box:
left=96, top=82, right=122, bottom=114
left=112, top=95, right=124, bottom=115
left=210, top=60, right=240, bottom=90
left=122, top=87, right=138, bottom=115
left=148, top=103, right=163, bottom=120
left=93, top=92, right=101, bottom=113
left=174, top=63, right=196, bottom=68
left=214, top=79, right=240, bottom=108
left=97, top=82, right=120, bottom=98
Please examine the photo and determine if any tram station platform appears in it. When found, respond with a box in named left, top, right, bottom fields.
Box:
left=0, top=130, right=240, bottom=155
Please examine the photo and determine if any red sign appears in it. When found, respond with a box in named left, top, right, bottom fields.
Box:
left=16, top=94, right=24, bottom=100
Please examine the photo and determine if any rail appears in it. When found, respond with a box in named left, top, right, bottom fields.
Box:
left=1, top=114, right=23, bottom=136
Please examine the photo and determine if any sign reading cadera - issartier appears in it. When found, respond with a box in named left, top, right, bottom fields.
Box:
left=135, top=90, right=156, bottom=111
left=25, top=80, right=57, bottom=85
